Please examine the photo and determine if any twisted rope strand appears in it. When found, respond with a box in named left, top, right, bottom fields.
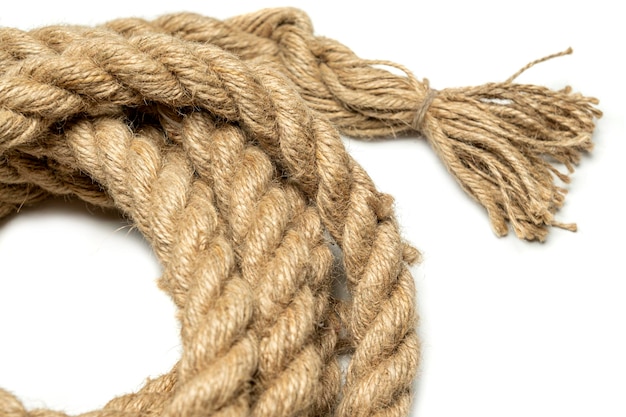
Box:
left=181, top=112, right=339, bottom=416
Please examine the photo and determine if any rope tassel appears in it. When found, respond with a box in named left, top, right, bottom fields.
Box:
left=418, top=62, right=601, bottom=240
left=325, top=55, right=601, bottom=240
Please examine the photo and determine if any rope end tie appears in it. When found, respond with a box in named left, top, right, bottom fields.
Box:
left=411, top=83, right=439, bottom=134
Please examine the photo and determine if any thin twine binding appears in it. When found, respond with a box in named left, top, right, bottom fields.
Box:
left=0, top=7, right=601, bottom=417
left=411, top=85, right=438, bottom=133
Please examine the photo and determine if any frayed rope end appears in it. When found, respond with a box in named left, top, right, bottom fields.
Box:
left=417, top=49, right=602, bottom=241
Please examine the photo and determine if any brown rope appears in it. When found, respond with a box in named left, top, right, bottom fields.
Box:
left=0, top=7, right=600, bottom=417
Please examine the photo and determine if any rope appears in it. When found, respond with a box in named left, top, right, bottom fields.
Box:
left=0, top=7, right=601, bottom=417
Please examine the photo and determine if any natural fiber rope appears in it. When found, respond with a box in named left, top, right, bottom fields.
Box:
left=0, top=7, right=600, bottom=417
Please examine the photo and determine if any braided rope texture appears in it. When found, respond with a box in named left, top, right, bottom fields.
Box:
left=0, top=7, right=421, bottom=417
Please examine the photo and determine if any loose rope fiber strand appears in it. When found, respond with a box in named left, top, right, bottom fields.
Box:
left=0, top=7, right=600, bottom=417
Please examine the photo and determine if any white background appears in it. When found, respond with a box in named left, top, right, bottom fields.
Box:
left=1, top=1, right=624, bottom=416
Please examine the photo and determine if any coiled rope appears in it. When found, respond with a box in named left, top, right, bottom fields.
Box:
left=0, top=7, right=600, bottom=417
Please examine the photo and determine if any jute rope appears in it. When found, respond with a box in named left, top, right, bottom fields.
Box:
left=0, top=7, right=600, bottom=417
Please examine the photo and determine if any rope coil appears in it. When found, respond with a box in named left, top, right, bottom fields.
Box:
left=0, top=7, right=601, bottom=417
